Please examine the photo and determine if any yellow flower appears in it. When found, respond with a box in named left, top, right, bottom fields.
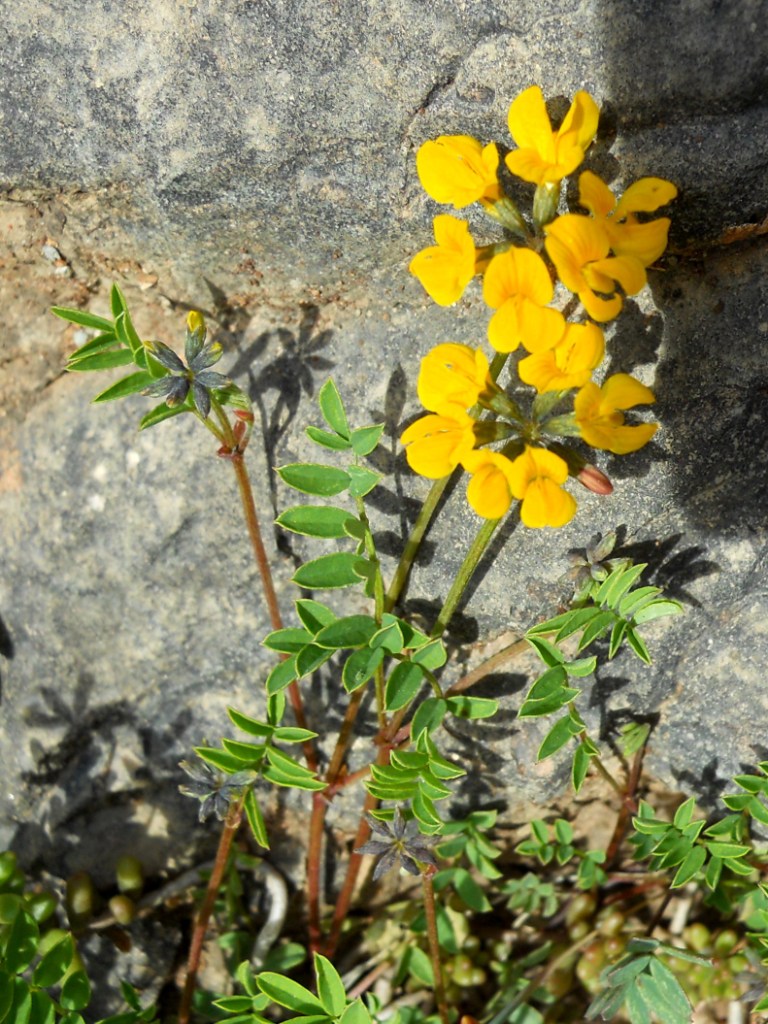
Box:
left=416, top=135, right=502, bottom=208
left=401, top=408, right=476, bottom=478
left=483, top=247, right=566, bottom=353
left=509, top=446, right=577, bottom=528
left=574, top=374, right=658, bottom=454
left=578, top=171, right=677, bottom=266
left=505, top=86, right=599, bottom=186
left=518, top=321, right=605, bottom=393
left=461, top=450, right=518, bottom=519
left=545, top=214, right=646, bottom=322
left=409, top=215, right=477, bottom=306
left=417, top=343, right=496, bottom=413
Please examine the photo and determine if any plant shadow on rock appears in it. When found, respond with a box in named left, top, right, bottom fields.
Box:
left=0, top=612, right=14, bottom=704
left=225, top=302, right=335, bottom=554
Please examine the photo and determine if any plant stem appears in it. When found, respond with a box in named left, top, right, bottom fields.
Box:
left=230, top=451, right=316, bottom=772
left=178, top=798, right=244, bottom=1024
left=430, top=516, right=501, bottom=637
left=445, top=635, right=528, bottom=696
left=422, top=871, right=450, bottom=1024
left=385, top=475, right=451, bottom=612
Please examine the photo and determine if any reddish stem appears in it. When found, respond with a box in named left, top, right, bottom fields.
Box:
left=178, top=800, right=243, bottom=1024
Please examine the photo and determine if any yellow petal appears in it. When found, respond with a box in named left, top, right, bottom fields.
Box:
left=546, top=214, right=610, bottom=266
left=401, top=412, right=475, bottom=477
left=466, top=461, right=513, bottom=518
left=505, top=149, right=552, bottom=186
left=609, top=219, right=671, bottom=266
left=580, top=420, right=658, bottom=455
left=615, top=177, right=678, bottom=217
left=578, top=170, right=616, bottom=218
left=521, top=478, right=577, bottom=528
left=487, top=301, right=522, bottom=353
left=507, top=86, right=555, bottom=159
left=518, top=301, right=567, bottom=353
left=601, top=373, right=655, bottom=410
left=579, top=287, right=623, bottom=323
left=418, top=343, right=487, bottom=411
left=416, top=136, right=499, bottom=208
left=483, top=247, right=553, bottom=308
left=590, top=255, right=646, bottom=296
left=559, top=90, right=600, bottom=153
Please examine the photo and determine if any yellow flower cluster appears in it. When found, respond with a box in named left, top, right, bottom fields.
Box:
left=402, top=85, right=675, bottom=527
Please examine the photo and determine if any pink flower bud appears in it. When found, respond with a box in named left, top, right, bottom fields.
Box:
left=578, top=464, right=613, bottom=495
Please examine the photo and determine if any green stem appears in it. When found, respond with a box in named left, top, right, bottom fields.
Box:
left=430, top=516, right=501, bottom=638
left=422, top=872, right=449, bottom=1024
left=384, top=474, right=450, bottom=612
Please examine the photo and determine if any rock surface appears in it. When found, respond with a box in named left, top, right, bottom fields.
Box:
left=2, top=0, right=768, bottom=1006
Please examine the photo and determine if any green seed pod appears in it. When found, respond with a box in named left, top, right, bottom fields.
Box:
left=545, top=965, right=574, bottom=998
left=462, top=934, right=480, bottom=954
left=683, top=922, right=711, bottom=954
left=596, top=909, right=625, bottom=937
left=468, top=968, right=486, bottom=986
left=66, top=871, right=95, bottom=928
left=728, top=953, right=749, bottom=974
left=567, top=919, right=591, bottom=941
left=115, top=855, right=144, bottom=897
left=0, top=851, right=18, bottom=887
left=451, top=954, right=474, bottom=985
left=603, top=935, right=627, bottom=962
left=108, top=895, right=136, bottom=926
left=25, top=890, right=58, bottom=923
left=575, top=954, right=603, bottom=994
left=566, top=893, right=597, bottom=928
left=713, top=929, right=739, bottom=955
left=580, top=940, right=607, bottom=969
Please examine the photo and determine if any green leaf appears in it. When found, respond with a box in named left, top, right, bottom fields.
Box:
left=3, top=909, right=38, bottom=973
left=194, top=746, right=248, bottom=774
left=256, top=972, right=326, bottom=1013
left=347, top=465, right=381, bottom=498
left=265, top=656, right=298, bottom=695
left=261, top=943, right=306, bottom=974
left=244, top=789, right=269, bottom=849
left=625, top=627, right=652, bottom=664
left=639, top=958, right=692, bottom=1024
left=633, top=599, right=683, bottom=624
left=4, top=979, right=30, bottom=1024
left=66, top=348, right=135, bottom=372
left=596, top=562, right=647, bottom=607
left=572, top=741, right=592, bottom=793
left=318, top=379, right=350, bottom=438
left=538, top=715, right=575, bottom=761
left=314, top=615, right=378, bottom=649
left=314, top=953, right=346, bottom=1017
left=52, top=306, right=114, bottom=331
left=29, top=991, right=55, bottom=1024
left=277, top=463, right=351, bottom=497
left=411, top=639, right=447, bottom=671
left=342, top=646, right=385, bottom=692
left=32, top=933, right=74, bottom=986
left=526, top=635, right=565, bottom=666
left=577, top=610, right=617, bottom=649
left=369, top=617, right=405, bottom=653
left=114, top=309, right=142, bottom=357
left=138, top=402, right=188, bottom=430
left=446, top=696, right=498, bottom=720
left=451, top=868, right=491, bottom=912
left=295, top=600, right=337, bottom=633
left=563, top=656, right=597, bottom=678
left=339, top=1000, right=372, bottom=1024
left=295, top=644, right=333, bottom=678
left=411, top=698, right=448, bottom=738
left=306, top=426, right=352, bottom=450
left=704, top=840, right=750, bottom=859
left=220, top=737, right=266, bottom=765
left=60, top=972, right=91, bottom=1011
left=293, top=553, right=367, bottom=590
left=276, top=506, right=355, bottom=539
left=273, top=727, right=318, bottom=743
left=227, top=707, right=273, bottom=738
left=671, top=845, right=706, bottom=887
left=350, top=424, right=385, bottom=456
left=385, top=662, right=425, bottom=711
left=92, top=370, right=155, bottom=403
left=262, top=627, right=313, bottom=653
left=66, top=332, right=120, bottom=362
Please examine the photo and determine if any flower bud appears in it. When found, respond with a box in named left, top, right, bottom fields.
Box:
left=115, top=855, right=144, bottom=897
left=578, top=464, right=613, bottom=495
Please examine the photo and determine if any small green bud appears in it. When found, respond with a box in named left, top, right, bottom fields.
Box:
left=713, top=929, right=739, bottom=955
left=566, top=892, right=597, bottom=928
left=115, top=855, right=144, bottom=897
left=596, top=909, right=625, bottom=937
left=0, top=851, right=18, bottom=886
left=109, top=894, right=136, bottom=925
left=683, top=922, right=711, bottom=954
left=567, top=918, right=591, bottom=941
left=546, top=965, right=574, bottom=998
left=66, top=871, right=95, bottom=927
